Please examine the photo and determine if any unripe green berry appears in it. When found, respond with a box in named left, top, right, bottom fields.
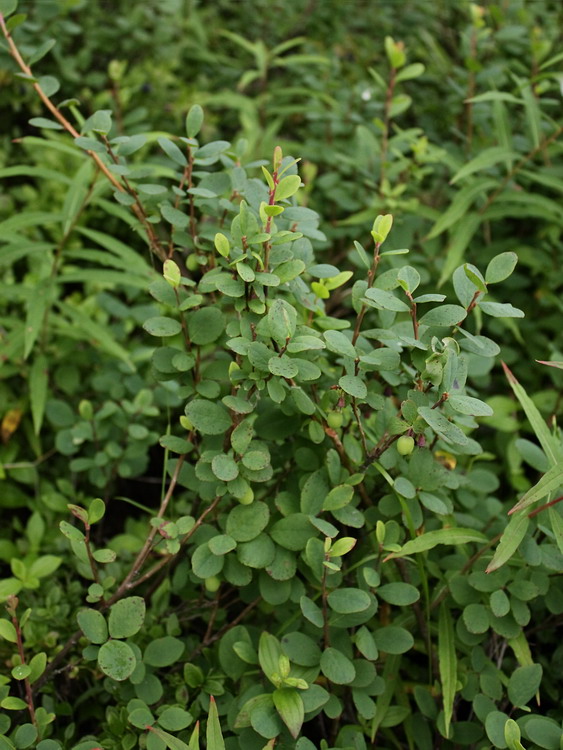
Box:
left=326, top=411, right=344, bottom=429
left=186, top=254, right=200, bottom=272
left=204, top=576, right=221, bottom=593
left=397, top=435, right=415, bottom=456
left=238, top=487, right=254, bottom=505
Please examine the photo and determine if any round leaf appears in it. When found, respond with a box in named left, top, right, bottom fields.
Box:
left=108, top=596, right=146, bottom=639
left=143, top=317, right=182, bottom=337
left=98, top=640, right=136, bottom=681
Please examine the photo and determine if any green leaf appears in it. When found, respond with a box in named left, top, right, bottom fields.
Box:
left=186, top=104, right=204, bottom=138
left=158, top=707, right=193, bottom=732
left=226, top=501, right=270, bottom=542
left=185, top=399, right=231, bottom=436
left=188, top=722, right=200, bottom=750
left=77, top=608, right=108, bottom=644
left=275, top=175, right=301, bottom=201
left=259, top=632, right=284, bottom=685
left=27, top=652, right=46, bottom=684
left=320, top=647, right=356, bottom=684
left=273, top=689, right=304, bottom=739
left=377, top=583, right=419, bottom=605
left=395, top=62, right=425, bottom=82
left=385, top=527, right=487, bottom=559
left=548, top=506, right=563, bottom=555
left=486, top=252, right=518, bottom=284
left=479, top=302, right=524, bottom=318
left=29, top=117, right=63, bottom=130
left=158, top=137, right=188, bottom=167
left=323, top=484, right=354, bottom=512
left=211, top=455, right=239, bottom=482
left=24, top=280, right=52, bottom=359
left=525, top=717, right=562, bottom=749
left=438, top=604, right=457, bottom=739
left=59, top=520, right=85, bottom=542
left=504, top=719, right=526, bottom=750
left=29, top=354, right=48, bottom=435
left=419, top=305, right=466, bottom=327
left=450, top=147, right=519, bottom=185
left=338, top=375, right=367, bottom=399
left=418, top=406, right=468, bottom=445
left=507, top=664, right=542, bottom=707
left=463, top=603, right=489, bottom=634
left=327, top=588, right=371, bottom=614
left=426, top=179, right=497, bottom=239
left=58, top=301, right=134, bottom=366
left=14, top=723, right=37, bottom=749
left=88, top=498, right=106, bottom=525
left=214, top=233, right=230, bottom=258
left=486, top=511, right=530, bottom=572
left=98, top=640, right=136, bottom=681
left=448, top=395, right=493, bottom=417
left=0, top=0, right=18, bottom=17
left=129, top=707, right=155, bottom=729
left=323, top=330, right=356, bottom=359
left=188, top=307, right=225, bottom=345
left=268, top=299, right=297, bottom=345
left=268, top=355, right=298, bottom=379
left=0, top=618, right=17, bottom=643
left=438, top=213, right=482, bottom=287
left=364, top=287, right=410, bottom=312
left=502, top=362, right=563, bottom=467
left=108, top=596, right=146, bottom=639
left=161, top=203, right=190, bottom=228
left=148, top=726, right=190, bottom=750
left=1, top=696, right=28, bottom=710
left=82, top=110, right=112, bottom=134
left=143, top=317, right=182, bottom=337
left=144, top=636, right=185, bottom=667
left=508, top=464, right=563, bottom=515
left=373, top=626, right=414, bottom=654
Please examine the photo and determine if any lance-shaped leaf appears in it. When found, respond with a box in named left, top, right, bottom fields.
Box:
left=273, top=688, right=304, bottom=739
left=486, top=511, right=529, bottom=572
left=508, top=463, right=563, bottom=515
left=438, top=604, right=457, bottom=739
left=384, top=528, right=487, bottom=560
left=206, top=696, right=225, bottom=750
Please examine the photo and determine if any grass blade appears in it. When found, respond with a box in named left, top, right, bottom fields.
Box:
left=438, top=603, right=457, bottom=739
left=502, top=361, right=563, bottom=467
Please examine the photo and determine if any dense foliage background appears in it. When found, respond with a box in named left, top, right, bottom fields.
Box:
left=1, top=1, right=562, bottom=749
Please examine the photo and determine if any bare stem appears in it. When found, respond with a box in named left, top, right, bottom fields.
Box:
left=7, top=597, right=36, bottom=726
left=352, top=241, right=381, bottom=345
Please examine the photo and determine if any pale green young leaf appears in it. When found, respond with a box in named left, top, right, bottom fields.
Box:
left=275, top=175, right=301, bottom=201
left=273, top=689, right=304, bottom=739
left=504, top=719, right=526, bottom=750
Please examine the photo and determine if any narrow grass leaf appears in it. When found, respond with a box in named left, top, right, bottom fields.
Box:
left=438, top=603, right=456, bottom=739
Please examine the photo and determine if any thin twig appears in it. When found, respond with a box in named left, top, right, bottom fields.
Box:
left=0, top=13, right=166, bottom=261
